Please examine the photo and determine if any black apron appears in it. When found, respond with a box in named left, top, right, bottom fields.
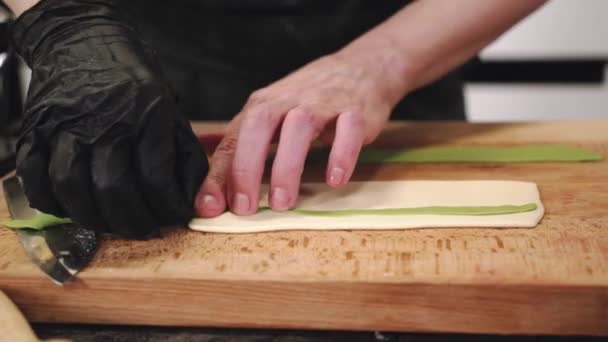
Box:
left=121, top=0, right=465, bottom=121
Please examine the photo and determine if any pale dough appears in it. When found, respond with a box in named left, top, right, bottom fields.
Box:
left=189, top=180, right=545, bottom=233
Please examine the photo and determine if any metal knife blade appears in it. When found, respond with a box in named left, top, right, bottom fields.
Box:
left=2, top=175, right=99, bottom=285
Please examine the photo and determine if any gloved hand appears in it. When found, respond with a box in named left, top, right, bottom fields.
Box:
left=11, top=0, right=208, bottom=238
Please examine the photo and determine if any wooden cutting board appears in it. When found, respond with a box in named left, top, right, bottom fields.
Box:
left=0, top=121, right=607, bottom=335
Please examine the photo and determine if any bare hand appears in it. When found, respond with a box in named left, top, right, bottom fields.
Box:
left=195, top=53, right=402, bottom=217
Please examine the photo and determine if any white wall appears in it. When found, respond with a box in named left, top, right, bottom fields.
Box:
left=466, top=0, right=608, bottom=122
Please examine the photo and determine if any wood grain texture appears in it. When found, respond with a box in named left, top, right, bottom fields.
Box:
left=1, top=121, right=607, bottom=335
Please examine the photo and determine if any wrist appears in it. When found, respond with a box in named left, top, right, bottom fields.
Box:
left=335, top=32, right=416, bottom=108
left=4, top=0, right=40, bottom=17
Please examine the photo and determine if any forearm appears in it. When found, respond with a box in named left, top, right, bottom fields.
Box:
left=4, top=0, right=40, bottom=16
left=337, top=0, right=546, bottom=104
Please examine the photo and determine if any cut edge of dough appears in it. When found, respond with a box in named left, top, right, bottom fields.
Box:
left=189, top=180, right=545, bottom=234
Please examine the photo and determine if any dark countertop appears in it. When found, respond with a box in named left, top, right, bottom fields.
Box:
left=33, top=325, right=606, bottom=342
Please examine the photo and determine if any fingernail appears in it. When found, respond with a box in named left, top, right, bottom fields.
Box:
left=233, top=192, right=250, bottom=214
left=271, top=187, right=290, bottom=211
left=196, top=193, right=222, bottom=216
left=329, top=167, right=345, bottom=186
left=202, top=194, right=220, bottom=210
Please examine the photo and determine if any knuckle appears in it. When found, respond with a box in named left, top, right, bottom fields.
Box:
left=342, top=111, right=366, bottom=140
left=299, top=100, right=322, bottom=111
left=247, top=88, right=269, bottom=103
left=340, top=110, right=374, bottom=144
left=205, top=172, right=227, bottom=187
left=289, top=107, right=313, bottom=122
left=231, top=166, right=251, bottom=179
left=345, top=110, right=365, bottom=128
left=273, top=158, right=303, bottom=178
left=206, top=160, right=232, bottom=187
left=214, top=136, right=238, bottom=156
left=244, top=106, right=277, bottom=126
left=287, top=107, right=321, bottom=131
left=226, top=114, right=243, bottom=133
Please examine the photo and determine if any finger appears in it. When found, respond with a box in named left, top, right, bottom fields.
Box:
left=91, top=136, right=158, bottom=239
left=196, top=116, right=246, bottom=217
left=135, top=110, right=195, bottom=227
left=16, top=132, right=65, bottom=217
left=196, top=126, right=241, bottom=217
left=326, top=111, right=365, bottom=188
left=48, top=132, right=107, bottom=232
left=270, top=107, right=328, bottom=211
left=196, top=116, right=244, bottom=217
left=230, top=104, right=286, bottom=215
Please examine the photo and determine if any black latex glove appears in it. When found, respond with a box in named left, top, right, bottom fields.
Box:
left=11, top=0, right=208, bottom=238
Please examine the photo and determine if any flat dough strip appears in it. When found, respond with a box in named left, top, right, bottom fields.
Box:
left=258, top=203, right=537, bottom=217
left=357, top=145, right=602, bottom=163
left=189, top=180, right=545, bottom=233
left=1, top=213, right=71, bottom=230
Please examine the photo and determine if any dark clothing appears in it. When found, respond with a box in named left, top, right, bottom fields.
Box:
left=121, top=0, right=465, bottom=121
